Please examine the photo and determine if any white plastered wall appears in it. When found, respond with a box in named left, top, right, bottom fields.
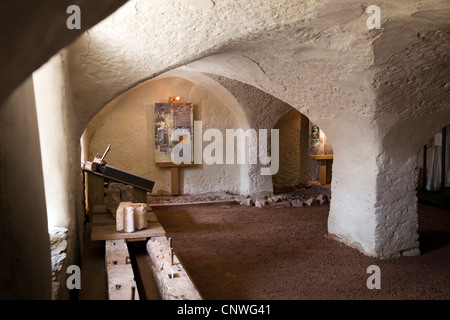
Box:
left=83, top=70, right=294, bottom=196
left=83, top=74, right=244, bottom=195
left=33, top=50, right=83, bottom=298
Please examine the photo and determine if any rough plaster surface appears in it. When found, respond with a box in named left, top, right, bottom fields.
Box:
left=273, top=110, right=319, bottom=190
left=33, top=51, right=82, bottom=291
left=85, top=71, right=295, bottom=196
left=0, top=0, right=128, bottom=106
left=72, top=0, right=450, bottom=258
left=0, top=5, right=447, bottom=302
left=68, top=0, right=326, bottom=134
left=84, top=74, right=242, bottom=195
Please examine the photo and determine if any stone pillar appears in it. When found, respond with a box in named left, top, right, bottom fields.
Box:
left=373, top=153, right=420, bottom=257
left=323, top=118, right=420, bottom=258
left=327, top=143, right=379, bottom=256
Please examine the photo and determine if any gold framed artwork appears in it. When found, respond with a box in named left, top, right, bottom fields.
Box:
left=154, top=102, right=194, bottom=167
left=308, top=121, right=333, bottom=159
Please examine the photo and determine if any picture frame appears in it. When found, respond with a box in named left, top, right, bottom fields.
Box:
left=154, top=102, right=194, bottom=167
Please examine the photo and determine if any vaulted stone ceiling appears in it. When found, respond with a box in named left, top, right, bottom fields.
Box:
left=60, top=0, right=449, bottom=139
left=0, top=0, right=127, bottom=105
left=2, top=0, right=448, bottom=129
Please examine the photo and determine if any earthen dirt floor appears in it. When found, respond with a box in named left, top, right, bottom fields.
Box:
left=152, top=203, right=450, bottom=300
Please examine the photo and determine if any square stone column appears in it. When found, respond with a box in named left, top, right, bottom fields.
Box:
left=323, top=118, right=420, bottom=258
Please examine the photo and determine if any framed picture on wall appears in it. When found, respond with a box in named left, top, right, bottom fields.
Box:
left=308, top=121, right=333, bottom=158
left=154, top=102, right=194, bottom=167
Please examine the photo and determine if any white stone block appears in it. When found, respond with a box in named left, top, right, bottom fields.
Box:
left=304, top=198, right=320, bottom=207
left=116, top=202, right=133, bottom=232
left=255, top=199, right=267, bottom=208
left=133, top=203, right=148, bottom=230
left=292, top=199, right=303, bottom=207
left=240, top=198, right=253, bottom=206
left=316, top=194, right=330, bottom=205
left=123, top=206, right=135, bottom=233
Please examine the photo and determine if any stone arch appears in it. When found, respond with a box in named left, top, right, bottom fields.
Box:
left=272, top=109, right=321, bottom=192
left=82, top=69, right=291, bottom=196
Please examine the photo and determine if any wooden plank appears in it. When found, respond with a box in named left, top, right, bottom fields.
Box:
left=134, top=188, right=147, bottom=203
left=105, top=239, right=139, bottom=300
left=91, top=214, right=115, bottom=226
left=149, top=199, right=236, bottom=208
left=86, top=173, right=105, bottom=220
left=91, top=222, right=166, bottom=241
left=319, top=159, right=327, bottom=185
left=308, top=154, right=334, bottom=160
left=84, top=167, right=154, bottom=192
left=127, top=237, right=148, bottom=242
left=92, top=211, right=158, bottom=226
left=326, top=159, right=332, bottom=184
left=93, top=204, right=107, bottom=214
left=93, top=204, right=154, bottom=215
left=171, top=167, right=179, bottom=196
left=155, top=162, right=194, bottom=168
left=441, top=127, right=446, bottom=200
left=101, top=165, right=155, bottom=192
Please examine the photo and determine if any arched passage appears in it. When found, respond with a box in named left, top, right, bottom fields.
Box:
left=82, top=72, right=246, bottom=196
left=272, top=109, right=327, bottom=192
left=82, top=69, right=292, bottom=199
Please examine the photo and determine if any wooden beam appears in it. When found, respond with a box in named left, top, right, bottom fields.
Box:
left=134, top=188, right=147, bottom=204
left=155, top=162, right=194, bottom=168
left=146, top=236, right=203, bottom=300
left=319, top=159, right=327, bottom=185
left=92, top=211, right=159, bottom=227
left=105, top=239, right=139, bottom=300
left=308, top=154, right=333, bottom=160
left=149, top=199, right=236, bottom=208
left=93, top=204, right=107, bottom=214
left=422, top=144, right=427, bottom=192
left=91, top=222, right=166, bottom=241
left=171, top=167, right=179, bottom=195
left=326, top=159, right=333, bottom=184
left=86, top=173, right=105, bottom=221
left=441, top=126, right=446, bottom=200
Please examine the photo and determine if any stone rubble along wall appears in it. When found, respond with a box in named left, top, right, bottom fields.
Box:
left=49, top=227, right=69, bottom=281
left=148, top=185, right=331, bottom=209
left=49, top=227, right=69, bottom=300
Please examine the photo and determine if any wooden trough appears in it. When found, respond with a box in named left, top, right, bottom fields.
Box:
left=97, top=205, right=202, bottom=300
